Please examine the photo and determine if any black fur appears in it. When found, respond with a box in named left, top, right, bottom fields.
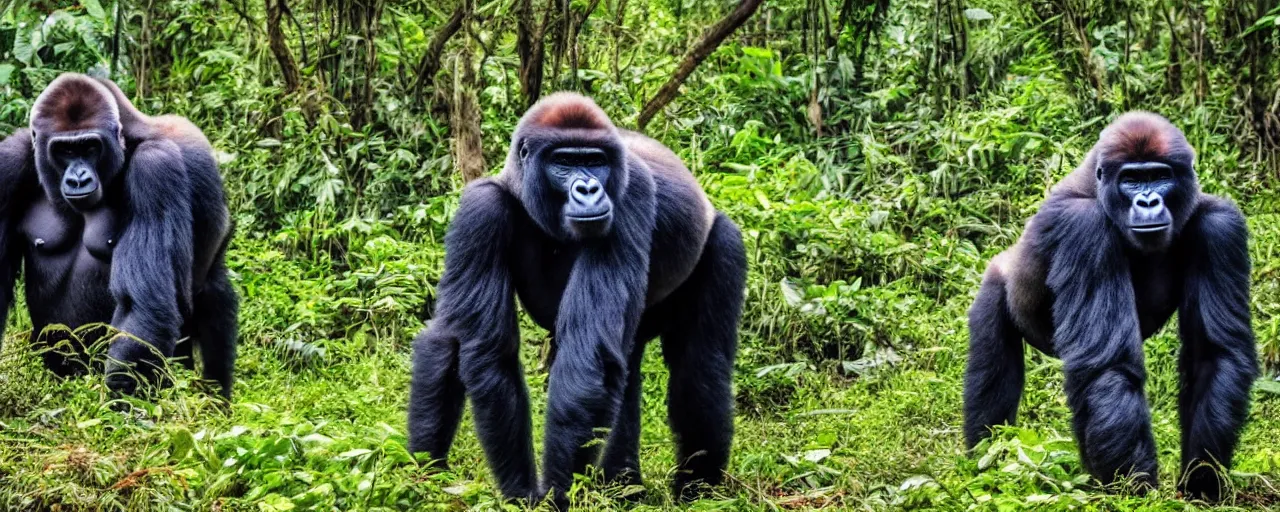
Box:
left=408, top=93, right=747, bottom=507
left=964, top=112, right=1256, bottom=501
left=0, top=74, right=237, bottom=398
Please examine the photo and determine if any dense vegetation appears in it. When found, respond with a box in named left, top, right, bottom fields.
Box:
left=1, top=0, right=1279, bottom=509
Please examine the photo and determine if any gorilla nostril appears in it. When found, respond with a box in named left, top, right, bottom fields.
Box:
left=572, top=179, right=603, bottom=201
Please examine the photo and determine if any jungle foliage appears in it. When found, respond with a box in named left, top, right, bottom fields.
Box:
left=1, top=0, right=1280, bottom=510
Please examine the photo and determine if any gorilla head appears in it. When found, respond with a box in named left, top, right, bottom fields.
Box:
left=29, top=74, right=127, bottom=211
left=1092, top=112, right=1199, bottom=252
left=505, top=93, right=630, bottom=240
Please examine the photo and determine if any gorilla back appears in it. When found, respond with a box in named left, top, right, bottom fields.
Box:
left=963, top=112, right=1256, bottom=500
left=408, top=92, right=747, bottom=506
left=0, top=74, right=238, bottom=397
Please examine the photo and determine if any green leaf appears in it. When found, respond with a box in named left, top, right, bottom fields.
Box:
left=0, top=64, right=15, bottom=86
left=779, top=279, right=803, bottom=306
left=76, top=418, right=102, bottom=429
left=81, top=0, right=107, bottom=20
left=337, top=448, right=373, bottom=459
left=1255, top=379, right=1280, bottom=395
left=963, top=8, right=994, bottom=21
left=170, top=428, right=196, bottom=461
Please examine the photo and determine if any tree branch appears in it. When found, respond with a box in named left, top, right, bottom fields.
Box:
left=414, top=2, right=467, bottom=93
left=636, top=0, right=764, bottom=130
left=266, top=0, right=301, bottom=92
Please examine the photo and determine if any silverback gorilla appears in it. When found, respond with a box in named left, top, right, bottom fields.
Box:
left=0, top=74, right=237, bottom=397
left=408, top=93, right=747, bottom=507
left=964, top=112, right=1256, bottom=500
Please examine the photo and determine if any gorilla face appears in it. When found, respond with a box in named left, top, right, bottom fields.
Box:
left=545, top=146, right=615, bottom=238
left=36, top=129, right=124, bottom=211
left=517, top=136, right=624, bottom=241
left=508, top=92, right=630, bottom=241
left=1097, top=157, right=1194, bottom=253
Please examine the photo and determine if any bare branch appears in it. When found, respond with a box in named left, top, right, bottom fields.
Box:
left=414, top=2, right=467, bottom=92
left=637, top=0, right=764, bottom=130
left=266, top=0, right=301, bottom=92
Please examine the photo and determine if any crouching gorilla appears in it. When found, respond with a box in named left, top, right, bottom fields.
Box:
left=964, top=112, right=1256, bottom=500
left=408, top=93, right=747, bottom=507
left=0, top=74, right=238, bottom=397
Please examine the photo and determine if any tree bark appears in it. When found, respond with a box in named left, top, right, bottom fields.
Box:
left=518, top=0, right=566, bottom=107
left=266, top=0, right=302, bottom=93
left=636, top=0, right=764, bottom=130
left=453, top=30, right=486, bottom=183
left=414, top=2, right=467, bottom=92
left=568, top=0, right=604, bottom=87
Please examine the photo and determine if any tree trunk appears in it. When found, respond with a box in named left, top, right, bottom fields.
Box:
left=453, top=32, right=487, bottom=183
left=518, top=0, right=556, bottom=107
left=568, top=0, right=604, bottom=88
left=636, top=0, right=764, bottom=130
left=266, top=0, right=301, bottom=92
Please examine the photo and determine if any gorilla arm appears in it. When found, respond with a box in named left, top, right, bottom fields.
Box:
left=105, top=139, right=194, bottom=385
left=540, top=158, right=656, bottom=499
left=1176, top=197, right=1257, bottom=500
left=1037, top=194, right=1158, bottom=487
left=408, top=179, right=538, bottom=499
left=0, top=130, right=36, bottom=349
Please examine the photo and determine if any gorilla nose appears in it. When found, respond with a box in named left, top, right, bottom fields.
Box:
left=1135, top=193, right=1162, bottom=209
left=62, top=167, right=97, bottom=196
left=570, top=177, right=604, bottom=206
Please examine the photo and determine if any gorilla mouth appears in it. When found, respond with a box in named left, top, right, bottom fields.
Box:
left=566, top=212, right=611, bottom=222
left=1131, top=223, right=1170, bottom=233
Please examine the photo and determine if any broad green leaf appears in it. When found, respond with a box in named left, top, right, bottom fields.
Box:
left=81, top=0, right=106, bottom=20
left=964, top=8, right=994, bottom=21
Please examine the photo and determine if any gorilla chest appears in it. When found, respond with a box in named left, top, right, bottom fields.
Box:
left=20, top=198, right=122, bottom=276
left=1130, top=259, right=1181, bottom=338
left=511, top=240, right=579, bottom=329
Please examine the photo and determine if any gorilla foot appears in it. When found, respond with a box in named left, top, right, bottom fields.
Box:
left=1180, top=466, right=1227, bottom=502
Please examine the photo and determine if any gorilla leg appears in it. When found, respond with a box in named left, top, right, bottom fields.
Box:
left=194, top=264, right=238, bottom=398
left=1065, top=361, right=1156, bottom=489
left=600, top=323, right=661, bottom=488
left=1176, top=203, right=1257, bottom=501
left=173, top=338, right=196, bottom=371
left=459, top=331, right=538, bottom=499
left=660, top=214, right=746, bottom=499
left=962, top=271, right=1025, bottom=448
left=407, top=327, right=466, bottom=468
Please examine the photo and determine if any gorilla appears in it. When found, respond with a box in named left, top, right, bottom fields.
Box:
left=0, top=74, right=238, bottom=397
left=407, top=92, right=747, bottom=507
left=964, top=112, right=1256, bottom=500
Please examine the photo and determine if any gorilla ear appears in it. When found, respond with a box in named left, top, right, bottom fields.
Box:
left=1095, top=164, right=1103, bottom=181
left=519, top=143, right=529, bottom=161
